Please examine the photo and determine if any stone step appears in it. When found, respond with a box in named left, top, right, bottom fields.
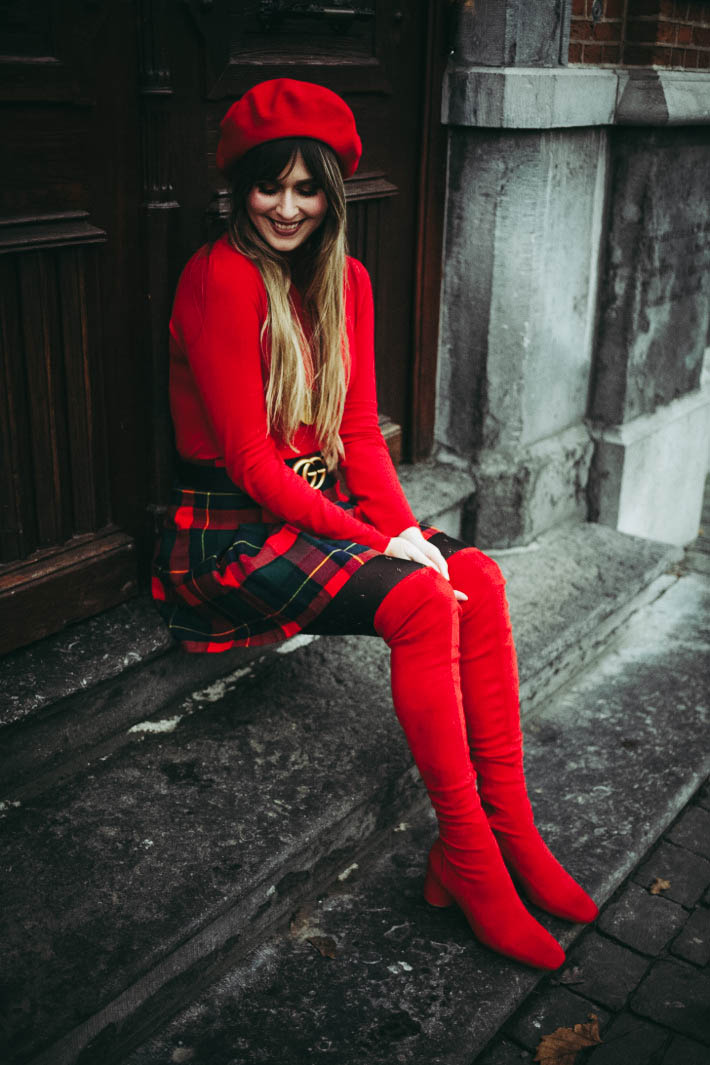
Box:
left=0, top=461, right=473, bottom=799
left=121, top=571, right=710, bottom=1065
left=0, top=524, right=682, bottom=1065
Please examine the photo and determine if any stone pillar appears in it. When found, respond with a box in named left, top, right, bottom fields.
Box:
left=587, top=121, right=710, bottom=547
left=437, top=0, right=607, bottom=548
left=437, top=0, right=710, bottom=549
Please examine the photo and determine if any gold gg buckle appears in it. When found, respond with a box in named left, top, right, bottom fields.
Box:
left=292, top=454, right=328, bottom=490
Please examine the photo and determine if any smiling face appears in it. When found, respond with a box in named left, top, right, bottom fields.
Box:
left=246, top=150, right=328, bottom=253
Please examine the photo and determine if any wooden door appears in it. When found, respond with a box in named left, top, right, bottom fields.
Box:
left=0, top=0, right=144, bottom=654
left=167, top=0, right=446, bottom=459
left=0, top=0, right=445, bottom=654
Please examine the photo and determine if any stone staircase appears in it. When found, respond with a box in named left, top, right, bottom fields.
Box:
left=2, top=463, right=708, bottom=1065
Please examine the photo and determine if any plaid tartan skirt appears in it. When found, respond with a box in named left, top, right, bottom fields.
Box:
left=151, top=456, right=437, bottom=653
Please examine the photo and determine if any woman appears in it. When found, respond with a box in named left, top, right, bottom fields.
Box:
left=152, top=78, right=597, bottom=971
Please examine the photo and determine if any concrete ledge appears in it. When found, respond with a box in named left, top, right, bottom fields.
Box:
left=0, top=461, right=475, bottom=796
left=444, top=65, right=618, bottom=129
left=123, top=572, right=710, bottom=1065
left=444, top=66, right=710, bottom=129
left=616, top=69, right=710, bottom=126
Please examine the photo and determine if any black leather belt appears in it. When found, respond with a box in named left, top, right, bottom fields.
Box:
left=175, top=453, right=331, bottom=494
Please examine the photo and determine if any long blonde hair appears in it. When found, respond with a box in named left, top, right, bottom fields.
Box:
left=226, top=138, right=350, bottom=471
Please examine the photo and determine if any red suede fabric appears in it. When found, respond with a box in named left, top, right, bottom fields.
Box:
left=168, top=238, right=417, bottom=554
left=447, top=548, right=598, bottom=923
left=216, top=78, right=361, bottom=177
left=373, top=566, right=565, bottom=970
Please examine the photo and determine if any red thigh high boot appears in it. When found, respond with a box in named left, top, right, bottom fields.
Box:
left=445, top=548, right=598, bottom=924
left=373, top=567, right=564, bottom=969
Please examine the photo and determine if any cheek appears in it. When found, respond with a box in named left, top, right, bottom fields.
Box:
left=246, top=190, right=269, bottom=219
left=311, top=194, right=328, bottom=222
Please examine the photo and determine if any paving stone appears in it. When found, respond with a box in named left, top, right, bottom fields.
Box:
left=475, top=1037, right=533, bottom=1064
left=661, top=1033, right=710, bottom=1065
left=670, top=906, right=710, bottom=966
left=666, top=807, right=710, bottom=860
left=557, top=933, right=649, bottom=1012
left=503, top=985, right=609, bottom=1051
left=633, top=840, right=710, bottom=908
left=597, top=883, right=687, bottom=955
left=585, top=1011, right=669, bottom=1065
left=630, top=958, right=710, bottom=1044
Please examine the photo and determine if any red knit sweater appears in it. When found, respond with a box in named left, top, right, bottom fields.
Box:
left=168, top=235, right=417, bottom=553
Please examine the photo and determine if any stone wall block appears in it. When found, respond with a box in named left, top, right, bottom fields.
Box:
left=588, top=384, right=710, bottom=546
left=452, top=0, right=572, bottom=68
left=465, top=424, right=594, bottom=548
left=438, top=126, right=606, bottom=461
left=591, top=126, right=710, bottom=428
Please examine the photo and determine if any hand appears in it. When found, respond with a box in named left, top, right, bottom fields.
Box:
left=385, top=526, right=468, bottom=602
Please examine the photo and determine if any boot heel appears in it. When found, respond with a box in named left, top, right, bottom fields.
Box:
left=423, top=867, right=453, bottom=908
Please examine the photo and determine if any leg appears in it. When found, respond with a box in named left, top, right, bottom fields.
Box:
left=430, top=533, right=597, bottom=924
left=372, top=567, right=564, bottom=969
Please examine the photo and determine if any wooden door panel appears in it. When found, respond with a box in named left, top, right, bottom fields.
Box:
left=0, top=2, right=141, bottom=652
left=178, top=0, right=431, bottom=449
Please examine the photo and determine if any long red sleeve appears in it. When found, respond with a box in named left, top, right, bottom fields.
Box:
left=340, top=259, right=418, bottom=535
left=168, top=237, right=417, bottom=551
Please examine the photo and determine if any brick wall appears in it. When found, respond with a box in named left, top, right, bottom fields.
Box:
left=569, top=0, right=710, bottom=69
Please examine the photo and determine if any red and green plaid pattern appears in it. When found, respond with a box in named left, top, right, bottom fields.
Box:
left=152, top=463, right=431, bottom=653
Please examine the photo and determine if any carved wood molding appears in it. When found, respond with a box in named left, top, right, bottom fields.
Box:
left=0, top=0, right=110, bottom=103
left=0, top=212, right=107, bottom=254
left=0, top=530, right=137, bottom=655
left=183, top=0, right=391, bottom=99
left=344, top=171, right=398, bottom=202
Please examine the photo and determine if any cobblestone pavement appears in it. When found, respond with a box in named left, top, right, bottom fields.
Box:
left=477, top=777, right=710, bottom=1065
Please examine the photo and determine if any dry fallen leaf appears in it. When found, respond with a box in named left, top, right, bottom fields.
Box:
left=649, top=877, right=671, bottom=895
left=289, top=903, right=314, bottom=936
left=534, top=1014, right=601, bottom=1065
left=307, top=935, right=337, bottom=958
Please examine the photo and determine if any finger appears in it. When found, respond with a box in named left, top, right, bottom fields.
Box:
left=420, top=541, right=449, bottom=580
left=406, top=544, right=438, bottom=570
left=454, top=589, right=468, bottom=601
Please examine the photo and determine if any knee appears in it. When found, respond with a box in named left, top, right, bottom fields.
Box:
left=373, top=566, right=457, bottom=643
left=447, top=548, right=506, bottom=602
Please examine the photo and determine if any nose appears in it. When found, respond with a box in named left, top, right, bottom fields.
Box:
left=275, top=188, right=299, bottom=220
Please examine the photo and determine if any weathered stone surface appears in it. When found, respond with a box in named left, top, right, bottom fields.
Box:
left=596, top=883, right=686, bottom=956
left=616, top=70, right=710, bottom=127
left=503, top=984, right=609, bottom=1051
left=585, top=1011, right=669, bottom=1065
left=666, top=807, right=710, bottom=861
left=0, top=598, right=170, bottom=726
left=442, top=68, right=710, bottom=132
left=397, top=459, right=474, bottom=541
left=590, top=127, right=710, bottom=428
left=438, top=128, right=605, bottom=459
left=670, top=906, right=710, bottom=967
left=4, top=564, right=707, bottom=1065
left=589, top=384, right=710, bottom=547
left=630, top=959, right=710, bottom=1043
left=477, top=1037, right=534, bottom=1064
left=121, top=573, right=707, bottom=1065
left=661, top=1033, right=710, bottom=1065
left=466, top=427, right=593, bottom=549
left=490, top=525, right=680, bottom=710
left=450, top=0, right=571, bottom=69
left=632, top=840, right=710, bottom=908
left=444, top=67, right=618, bottom=129
left=558, top=935, right=650, bottom=1011
left=436, top=122, right=606, bottom=545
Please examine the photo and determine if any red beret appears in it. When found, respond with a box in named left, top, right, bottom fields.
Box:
left=216, top=78, right=361, bottom=178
